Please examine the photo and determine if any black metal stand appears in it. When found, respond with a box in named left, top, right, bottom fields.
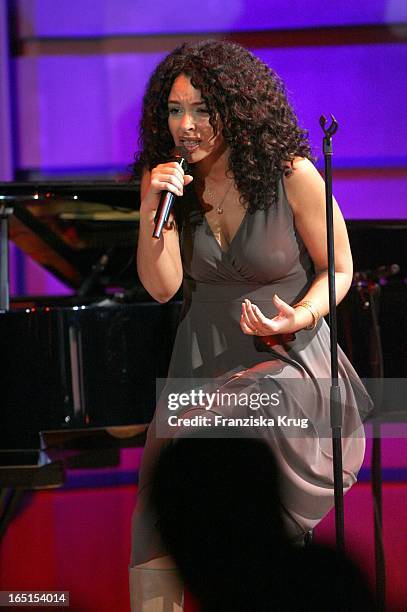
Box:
left=0, top=200, right=13, bottom=311
left=354, top=274, right=386, bottom=611
left=372, top=423, right=385, bottom=611
left=366, top=288, right=386, bottom=611
left=319, top=115, right=345, bottom=552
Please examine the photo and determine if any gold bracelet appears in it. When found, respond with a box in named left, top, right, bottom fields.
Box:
left=294, top=300, right=320, bottom=330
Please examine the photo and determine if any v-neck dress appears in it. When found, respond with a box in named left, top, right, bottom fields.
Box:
left=131, top=179, right=372, bottom=565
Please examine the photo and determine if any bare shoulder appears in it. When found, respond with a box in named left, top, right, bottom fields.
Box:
left=282, top=157, right=325, bottom=215
left=281, top=156, right=351, bottom=276
left=284, top=157, right=320, bottom=181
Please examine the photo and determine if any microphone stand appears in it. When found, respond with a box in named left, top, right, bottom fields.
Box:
left=320, top=114, right=345, bottom=551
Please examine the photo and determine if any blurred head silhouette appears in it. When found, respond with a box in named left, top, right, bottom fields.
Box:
left=151, top=430, right=288, bottom=609
left=151, top=428, right=375, bottom=611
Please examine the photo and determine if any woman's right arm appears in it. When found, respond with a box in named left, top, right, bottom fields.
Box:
left=136, top=163, right=193, bottom=303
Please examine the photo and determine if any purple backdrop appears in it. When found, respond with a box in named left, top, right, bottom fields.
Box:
left=6, top=0, right=407, bottom=294
left=16, top=0, right=407, bottom=36
left=15, top=44, right=407, bottom=173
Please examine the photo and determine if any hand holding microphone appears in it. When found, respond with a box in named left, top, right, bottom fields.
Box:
left=151, top=147, right=192, bottom=239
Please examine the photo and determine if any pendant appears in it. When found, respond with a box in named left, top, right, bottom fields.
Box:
left=216, top=205, right=224, bottom=214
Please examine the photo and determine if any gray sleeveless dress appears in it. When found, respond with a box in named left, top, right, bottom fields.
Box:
left=131, top=180, right=371, bottom=565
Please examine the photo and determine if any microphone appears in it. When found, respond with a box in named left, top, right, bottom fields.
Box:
left=78, top=248, right=114, bottom=297
left=152, top=146, right=189, bottom=239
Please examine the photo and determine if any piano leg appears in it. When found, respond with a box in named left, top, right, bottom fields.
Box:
left=0, top=451, right=66, bottom=541
left=0, top=488, right=25, bottom=542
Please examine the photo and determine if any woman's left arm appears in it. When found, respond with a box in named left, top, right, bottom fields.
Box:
left=241, top=158, right=353, bottom=335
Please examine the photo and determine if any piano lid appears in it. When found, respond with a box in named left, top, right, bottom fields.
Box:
left=1, top=181, right=405, bottom=290
left=0, top=180, right=140, bottom=290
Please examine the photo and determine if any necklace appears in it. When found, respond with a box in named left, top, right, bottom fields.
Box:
left=199, top=179, right=234, bottom=214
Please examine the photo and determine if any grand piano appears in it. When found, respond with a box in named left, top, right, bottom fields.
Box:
left=0, top=180, right=406, bottom=536
left=0, top=181, right=182, bottom=506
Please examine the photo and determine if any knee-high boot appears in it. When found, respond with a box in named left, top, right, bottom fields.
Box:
left=129, top=556, right=184, bottom=612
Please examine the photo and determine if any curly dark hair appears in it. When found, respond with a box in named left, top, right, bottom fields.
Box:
left=134, top=39, right=313, bottom=213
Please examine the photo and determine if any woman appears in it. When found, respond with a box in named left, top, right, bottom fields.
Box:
left=130, top=40, right=371, bottom=611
